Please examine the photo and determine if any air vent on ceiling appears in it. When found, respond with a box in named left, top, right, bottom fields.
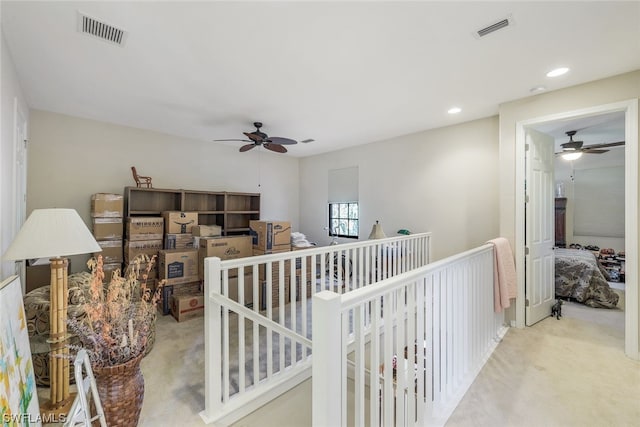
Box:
left=77, top=11, right=128, bottom=46
left=475, top=15, right=514, bottom=38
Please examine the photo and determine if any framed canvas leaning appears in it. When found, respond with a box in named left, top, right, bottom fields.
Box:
left=0, top=275, right=42, bottom=426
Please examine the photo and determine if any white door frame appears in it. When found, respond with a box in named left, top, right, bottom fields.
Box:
left=515, top=99, right=639, bottom=360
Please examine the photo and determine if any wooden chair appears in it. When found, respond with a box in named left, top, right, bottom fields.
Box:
left=131, top=166, right=152, bottom=188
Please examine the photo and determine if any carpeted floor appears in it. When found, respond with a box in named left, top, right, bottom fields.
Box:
left=41, top=289, right=637, bottom=427
left=447, top=291, right=639, bottom=427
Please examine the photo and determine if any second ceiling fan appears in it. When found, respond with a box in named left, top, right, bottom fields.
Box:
left=556, top=130, right=625, bottom=159
left=215, top=122, right=298, bottom=153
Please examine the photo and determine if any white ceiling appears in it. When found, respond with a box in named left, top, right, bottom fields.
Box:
left=2, top=1, right=639, bottom=157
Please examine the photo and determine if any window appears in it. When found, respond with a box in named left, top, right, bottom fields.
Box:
left=329, top=202, right=359, bottom=238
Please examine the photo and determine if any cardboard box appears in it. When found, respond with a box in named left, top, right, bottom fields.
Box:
left=159, top=249, right=199, bottom=286
left=198, top=236, right=253, bottom=279
left=254, top=257, right=292, bottom=282
left=259, top=276, right=291, bottom=310
left=92, top=218, right=123, bottom=240
left=164, top=233, right=195, bottom=250
left=162, top=211, right=198, bottom=234
left=26, top=264, right=52, bottom=293
left=126, top=217, right=164, bottom=241
left=102, top=262, right=122, bottom=283
left=291, top=274, right=314, bottom=302
left=160, top=281, right=202, bottom=315
left=171, top=294, right=205, bottom=322
left=250, top=220, right=292, bottom=252
left=191, top=224, right=222, bottom=237
left=124, top=239, right=163, bottom=264
left=134, top=263, right=157, bottom=282
left=227, top=273, right=255, bottom=307
left=94, top=240, right=123, bottom=264
left=91, top=193, right=124, bottom=218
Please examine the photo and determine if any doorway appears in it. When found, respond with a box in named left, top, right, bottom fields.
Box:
left=515, top=99, right=639, bottom=359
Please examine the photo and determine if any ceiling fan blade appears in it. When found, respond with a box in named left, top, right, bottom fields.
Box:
left=239, top=143, right=257, bottom=152
left=243, top=132, right=263, bottom=143
left=561, top=141, right=583, bottom=150
left=582, top=149, right=609, bottom=154
left=264, top=143, right=287, bottom=153
left=582, top=141, right=625, bottom=150
left=267, top=136, right=298, bottom=145
left=214, top=139, right=251, bottom=142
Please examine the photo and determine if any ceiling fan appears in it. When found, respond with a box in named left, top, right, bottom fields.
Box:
left=215, top=122, right=298, bottom=153
left=556, top=130, right=625, bottom=160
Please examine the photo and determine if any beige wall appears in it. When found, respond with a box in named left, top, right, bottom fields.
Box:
left=498, top=70, right=640, bottom=244
left=498, top=69, right=639, bottom=353
left=27, top=110, right=300, bottom=271
left=299, top=116, right=500, bottom=261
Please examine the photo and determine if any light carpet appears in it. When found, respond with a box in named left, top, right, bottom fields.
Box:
left=40, top=290, right=637, bottom=426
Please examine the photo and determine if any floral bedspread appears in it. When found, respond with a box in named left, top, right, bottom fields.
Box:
left=555, top=248, right=619, bottom=308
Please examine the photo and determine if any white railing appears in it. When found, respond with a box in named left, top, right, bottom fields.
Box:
left=313, top=244, right=507, bottom=427
left=200, top=233, right=432, bottom=425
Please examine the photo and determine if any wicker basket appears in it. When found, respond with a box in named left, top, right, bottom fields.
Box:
left=92, top=354, right=145, bottom=427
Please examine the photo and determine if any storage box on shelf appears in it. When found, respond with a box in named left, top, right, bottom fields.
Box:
left=162, top=211, right=198, bottom=234
left=250, top=220, right=292, bottom=252
left=165, top=233, right=195, bottom=249
left=124, top=187, right=259, bottom=236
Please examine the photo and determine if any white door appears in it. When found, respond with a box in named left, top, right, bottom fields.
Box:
left=525, top=128, right=556, bottom=325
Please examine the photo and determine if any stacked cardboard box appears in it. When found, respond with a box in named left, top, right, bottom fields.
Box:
left=171, top=294, right=205, bottom=322
left=259, top=276, right=291, bottom=310
left=161, top=281, right=202, bottom=315
left=161, top=211, right=198, bottom=248
left=91, top=194, right=124, bottom=273
left=250, top=220, right=292, bottom=254
left=250, top=220, right=294, bottom=308
left=158, top=248, right=201, bottom=315
left=125, top=217, right=164, bottom=280
left=198, top=235, right=253, bottom=279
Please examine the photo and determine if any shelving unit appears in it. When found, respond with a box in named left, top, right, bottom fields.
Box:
left=124, top=187, right=260, bottom=235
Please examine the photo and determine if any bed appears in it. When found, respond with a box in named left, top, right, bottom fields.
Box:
left=555, top=248, right=619, bottom=308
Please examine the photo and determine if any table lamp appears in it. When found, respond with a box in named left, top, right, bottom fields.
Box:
left=368, top=220, right=387, bottom=239
left=2, top=208, right=101, bottom=414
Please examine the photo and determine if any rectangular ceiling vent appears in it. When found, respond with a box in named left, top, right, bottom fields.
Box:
left=475, top=15, right=514, bottom=39
left=77, top=11, right=128, bottom=46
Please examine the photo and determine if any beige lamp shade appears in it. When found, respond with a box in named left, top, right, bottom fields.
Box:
left=3, top=208, right=101, bottom=261
left=368, top=220, right=387, bottom=240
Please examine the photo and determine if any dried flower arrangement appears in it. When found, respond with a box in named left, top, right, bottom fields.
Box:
left=67, top=254, right=163, bottom=367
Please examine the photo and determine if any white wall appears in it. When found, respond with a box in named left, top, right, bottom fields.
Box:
left=1, top=27, right=29, bottom=281
left=27, top=110, right=300, bottom=271
left=555, top=151, right=626, bottom=252
left=299, top=117, right=500, bottom=261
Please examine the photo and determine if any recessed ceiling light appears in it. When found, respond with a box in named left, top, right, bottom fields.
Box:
left=546, top=67, right=569, bottom=77
left=448, top=107, right=462, bottom=114
left=530, top=85, right=546, bottom=93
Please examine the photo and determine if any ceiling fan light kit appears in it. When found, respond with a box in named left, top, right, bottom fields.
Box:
left=556, top=130, right=624, bottom=161
left=215, top=122, right=299, bottom=154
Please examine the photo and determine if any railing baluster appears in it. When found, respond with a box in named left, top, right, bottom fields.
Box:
left=222, top=274, right=230, bottom=403
left=238, top=271, right=245, bottom=393
left=369, top=296, right=381, bottom=427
